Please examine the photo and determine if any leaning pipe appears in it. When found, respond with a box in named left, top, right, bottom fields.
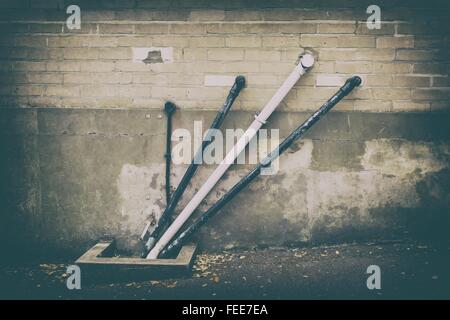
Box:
left=160, top=76, right=362, bottom=257
left=140, top=75, right=246, bottom=255
left=146, top=53, right=315, bottom=259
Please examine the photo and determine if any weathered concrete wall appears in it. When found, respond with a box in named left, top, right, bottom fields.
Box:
left=1, top=108, right=449, bottom=259
left=0, top=0, right=449, bottom=260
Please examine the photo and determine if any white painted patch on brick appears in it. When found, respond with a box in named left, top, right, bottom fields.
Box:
left=316, top=74, right=345, bottom=87
left=204, top=75, right=235, bottom=87
left=132, top=47, right=173, bottom=63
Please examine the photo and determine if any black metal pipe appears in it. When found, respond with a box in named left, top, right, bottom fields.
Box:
left=141, top=75, right=246, bottom=256
left=164, top=101, right=177, bottom=206
left=160, top=76, right=362, bottom=257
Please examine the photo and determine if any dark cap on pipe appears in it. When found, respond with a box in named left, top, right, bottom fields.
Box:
left=164, top=101, right=177, bottom=115
left=235, top=75, right=246, bottom=90
left=341, top=76, right=362, bottom=94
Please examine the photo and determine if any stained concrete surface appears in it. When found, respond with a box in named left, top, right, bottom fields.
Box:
left=1, top=241, right=449, bottom=300
left=1, top=108, right=450, bottom=260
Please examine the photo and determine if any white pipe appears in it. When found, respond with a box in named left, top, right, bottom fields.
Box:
left=146, top=53, right=315, bottom=259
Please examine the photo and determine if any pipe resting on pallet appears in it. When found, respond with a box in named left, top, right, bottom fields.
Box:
left=160, top=76, right=362, bottom=257
left=146, top=53, right=315, bottom=259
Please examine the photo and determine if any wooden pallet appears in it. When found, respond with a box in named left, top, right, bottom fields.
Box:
left=75, top=240, right=197, bottom=283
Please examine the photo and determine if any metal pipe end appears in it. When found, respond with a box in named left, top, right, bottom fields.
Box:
left=164, top=101, right=177, bottom=115
left=300, top=53, right=315, bottom=69
left=235, top=75, right=246, bottom=90
left=346, top=75, right=362, bottom=87
left=341, top=75, right=362, bottom=94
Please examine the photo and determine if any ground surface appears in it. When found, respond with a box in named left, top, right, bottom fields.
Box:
left=1, top=241, right=449, bottom=300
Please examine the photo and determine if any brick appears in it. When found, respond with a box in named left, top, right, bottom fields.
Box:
left=373, top=62, right=413, bottom=74
left=259, top=62, right=292, bottom=74
left=224, top=61, right=259, bottom=73
left=204, top=75, right=235, bottom=87
left=227, top=36, right=262, bottom=48
left=190, top=36, right=224, bottom=48
left=364, top=75, right=392, bottom=87
left=371, top=88, right=411, bottom=100
left=183, top=48, right=207, bottom=60
left=377, top=36, right=414, bottom=49
left=393, top=75, right=430, bottom=87
left=300, top=35, right=338, bottom=48
left=243, top=23, right=277, bottom=34
left=280, top=49, right=304, bottom=61
left=135, top=24, right=170, bottom=34
left=313, top=61, right=334, bottom=73
left=353, top=100, right=392, bottom=112
left=18, top=48, right=49, bottom=60
left=46, top=61, right=80, bottom=72
left=97, top=97, right=132, bottom=108
left=189, top=10, right=225, bottom=21
left=296, top=87, right=340, bottom=101
left=28, top=72, right=63, bottom=84
left=98, top=48, right=130, bottom=60
left=320, top=49, right=394, bottom=61
left=118, top=85, right=150, bottom=97
left=432, top=76, right=449, bottom=88
left=335, top=61, right=373, bottom=74
left=0, top=72, right=27, bottom=84
left=46, top=85, right=80, bottom=97
left=431, top=101, right=450, bottom=112
left=13, top=61, right=46, bottom=72
left=246, top=74, right=279, bottom=86
left=262, top=36, right=298, bottom=48
left=12, top=85, right=44, bottom=96
left=151, top=87, right=186, bottom=98
left=63, top=73, right=95, bottom=84
left=48, top=49, right=64, bottom=60
left=240, top=88, right=277, bottom=101
left=317, top=22, right=356, bottom=34
left=80, top=61, right=115, bottom=72
left=63, top=23, right=98, bottom=34
left=82, top=36, right=118, bottom=47
left=396, top=49, right=436, bottom=61
left=117, top=36, right=153, bottom=47
left=413, top=36, right=442, bottom=49
left=245, top=49, right=280, bottom=61
left=15, top=36, right=47, bottom=47
left=184, top=62, right=226, bottom=73
left=337, top=36, right=375, bottom=48
left=99, top=24, right=135, bottom=34
left=396, top=22, right=443, bottom=35
left=29, top=23, right=63, bottom=33
left=206, top=23, right=243, bottom=34
left=316, top=74, right=345, bottom=87
left=207, top=48, right=244, bottom=61
left=170, top=23, right=206, bottom=34
left=412, top=89, right=450, bottom=100
left=47, top=36, right=85, bottom=47
left=393, top=101, right=430, bottom=112
left=155, top=35, right=191, bottom=47
left=413, top=63, right=447, bottom=75
left=278, top=23, right=317, bottom=34
left=64, top=48, right=99, bottom=60
left=64, top=72, right=132, bottom=85
left=83, top=85, right=118, bottom=97
left=355, top=21, right=395, bottom=35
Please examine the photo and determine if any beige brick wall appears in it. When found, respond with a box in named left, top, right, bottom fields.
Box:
left=0, top=0, right=449, bottom=112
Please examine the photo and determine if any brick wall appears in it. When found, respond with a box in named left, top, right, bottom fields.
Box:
left=1, top=0, right=449, bottom=112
